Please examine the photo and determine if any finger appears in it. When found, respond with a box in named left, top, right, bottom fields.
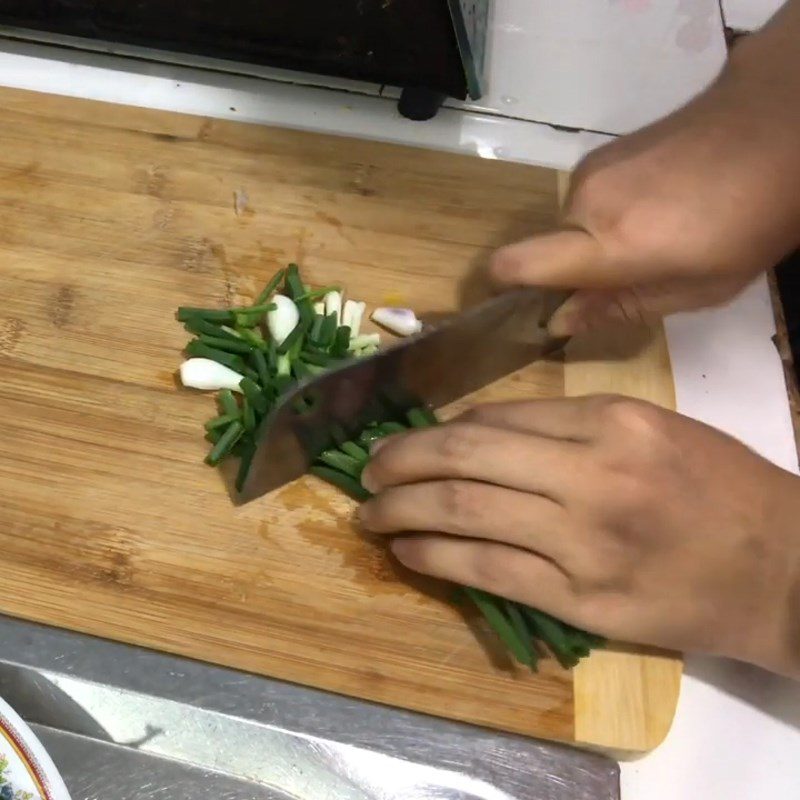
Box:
left=548, top=275, right=752, bottom=335
left=360, top=480, right=570, bottom=563
left=391, top=536, right=579, bottom=623
left=458, top=396, right=604, bottom=441
left=490, top=228, right=629, bottom=290
left=361, top=422, right=582, bottom=500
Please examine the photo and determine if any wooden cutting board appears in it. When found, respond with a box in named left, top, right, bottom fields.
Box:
left=0, top=87, right=681, bottom=755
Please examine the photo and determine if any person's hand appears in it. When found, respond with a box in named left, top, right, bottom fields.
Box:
left=358, top=396, right=800, bottom=677
left=490, top=40, right=800, bottom=336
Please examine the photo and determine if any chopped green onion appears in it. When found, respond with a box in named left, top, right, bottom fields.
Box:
left=252, top=349, right=271, bottom=388
left=464, top=588, right=533, bottom=667
left=309, top=466, right=372, bottom=501
left=205, top=421, right=244, bottom=466
left=317, top=449, right=363, bottom=479
left=185, top=340, right=246, bottom=373
left=183, top=317, right=241, bottom=341
left=318, top=313, right=338, bottom=348
left=197, top=334, right=253, bottom=354
left=177, top=307, right=235, bottom=323
left=242, top=397, right=256, bottom=432
left=237, top=327, right=267, bottom=350
left=239, top=377, right=268, bottom=414
left=204, top=413, right=240, bottom=431
left=332, top=325, right=351, bottom=357
left=218, top=389, right=239, bottom=417
left=407, top=407, right=438, bottom=428
left=340, top=441, right=369, bottom=463
left=277, top=319, right=308, bottom=355
left=254, top=268, right=286, bottom=306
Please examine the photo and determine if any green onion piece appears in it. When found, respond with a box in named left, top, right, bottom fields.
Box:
left=237, top=327, right=267, bottom=350
left=318, top=313, right=338, bottom=348
left=340, top=441, right=369, bottom=463
left=177, top=307, right=235, bottom=323
left=204, top=413, right=240, bottom=431
left=292, top=360, right=313, bottom=381
left=266, top=338, right=278, bottom=370
left=242, top=397, right=256, bottom=432
left=310, top=313, right=325, bottom=342
left=310, top=466, right=372, bottom=501
left=522, top=607, right=580, bottom=669
left=277, top=319, right=308, bottom=356
left=317, top=449, right=363, bottom=479
left=296, top=285, right=341, bottom=302
left=254, top=268, right=286, bottom=306
left=300, top=350, right=333, bottom=367
left=407, top=407, right=438, bottom=428
left=239, top=377, right=268, bottom=414
left=234, top=438, right=257, bottom=492
left=231, top=302, right=277, bottom=316
left=252, top=349, right=271, bottom=388
left=183, top=318, right=241, bottom=341
left=284, top=263, right=306, bottom=298
left=205, top=421, right=244, bottom=466
left=185, top=340, right=246, bottom=373
left=464, top=588, right=533, bottom=667
left=197, top=334, right=253, bottom=354
left=503, top=600, right=538, bottom=671
left=218, top=390, right=239, bottom=417
left=331, top=325, right=351, bottom=357
left=305, top=363, right=327, bottom=376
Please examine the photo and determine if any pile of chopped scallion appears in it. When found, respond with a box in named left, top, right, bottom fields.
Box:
left=177, top=264, right=604, bottom=670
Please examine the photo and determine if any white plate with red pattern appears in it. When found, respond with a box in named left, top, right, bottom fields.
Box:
left=0, top=697, right=70, bottom=800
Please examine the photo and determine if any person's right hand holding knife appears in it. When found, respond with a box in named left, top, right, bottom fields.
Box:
left=358, top=0, right=800, bottom=678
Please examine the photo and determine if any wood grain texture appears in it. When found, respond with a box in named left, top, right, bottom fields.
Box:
left=0, top=87, right=678, bottom=752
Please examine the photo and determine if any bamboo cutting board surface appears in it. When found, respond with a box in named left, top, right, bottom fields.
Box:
left=0, top=87, right=680, bottom=755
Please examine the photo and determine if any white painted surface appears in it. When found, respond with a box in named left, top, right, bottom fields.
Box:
left=0, top=3, right=797, bottom=798
left=723, top=0, right=786, bottom=30
left=459, top=0, right=727, bottom=134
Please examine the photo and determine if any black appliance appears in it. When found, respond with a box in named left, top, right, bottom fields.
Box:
left=0, top=0, right=489, bottom=120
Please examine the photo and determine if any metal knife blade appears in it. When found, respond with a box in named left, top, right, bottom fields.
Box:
left=237, top=288, right=569, bottom=503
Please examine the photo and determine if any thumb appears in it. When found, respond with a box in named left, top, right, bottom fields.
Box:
left=490, top=229, right=623, bottom=290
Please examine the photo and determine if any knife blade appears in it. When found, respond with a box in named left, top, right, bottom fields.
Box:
left=237, top=288, right=569, bottom=503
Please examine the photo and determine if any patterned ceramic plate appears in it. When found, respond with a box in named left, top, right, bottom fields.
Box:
left=0, top=697, right=70, bottom=800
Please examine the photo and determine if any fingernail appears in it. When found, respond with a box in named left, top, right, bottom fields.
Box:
left=548, top=309, right=579, bottom=337
left=370, top=438, right=388, bottom=455
left=360, top=466, right=379, bottom=495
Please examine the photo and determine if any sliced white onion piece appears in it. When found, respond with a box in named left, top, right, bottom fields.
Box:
left=180, top=358, right=244, bottom=392
left=342, top=300, right=366, bottom=336
left=267, top=295, right=300, bottom=345
left=324, top=291, right=342, bottom=324
left=370, top=307, right=423, bottom=337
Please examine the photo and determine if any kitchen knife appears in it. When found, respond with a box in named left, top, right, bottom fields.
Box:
left=237, top=288, right=569, bottom=503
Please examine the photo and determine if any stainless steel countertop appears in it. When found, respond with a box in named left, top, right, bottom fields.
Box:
left=0, top=616, right=619, bottom=799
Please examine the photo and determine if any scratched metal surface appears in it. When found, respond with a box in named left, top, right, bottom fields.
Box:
left=0, top=617, right=619, bottom=800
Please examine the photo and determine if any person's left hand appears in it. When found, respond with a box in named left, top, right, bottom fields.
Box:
left=358, top=395, right=800, bottom=676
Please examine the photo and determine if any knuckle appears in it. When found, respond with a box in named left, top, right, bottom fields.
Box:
left=600, top=396, right=667, bottom=442
left=437, top=424, right=482, bottom=467
left=439, top=480, right=481, bottom=532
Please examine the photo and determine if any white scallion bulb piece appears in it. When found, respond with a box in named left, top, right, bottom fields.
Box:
left=324, top=291, right=342, bottom=325
left=370, top=307, right=423, bottom=337
left=342, top=300, right=366, bottom=337
left=267, top=294, right=300, bottom=345
left=180, top=358, right=245, bottom=392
